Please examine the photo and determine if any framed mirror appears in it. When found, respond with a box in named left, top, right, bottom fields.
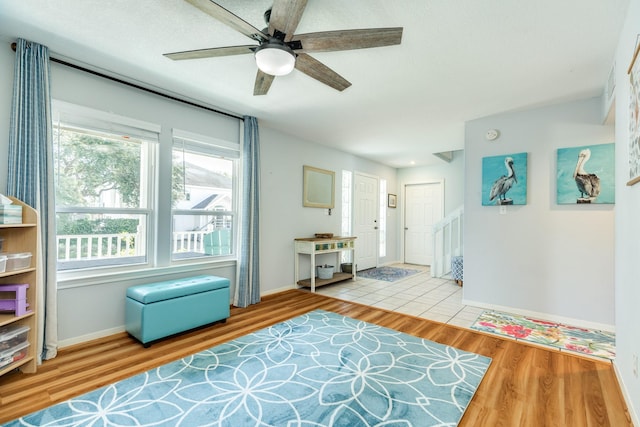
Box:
left=303, top=165, right=335, bottom=208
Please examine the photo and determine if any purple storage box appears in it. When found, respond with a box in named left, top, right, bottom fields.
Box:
left=0, top=284, right=31, bottom=316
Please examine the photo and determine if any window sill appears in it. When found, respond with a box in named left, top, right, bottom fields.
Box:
left=57, top=258, right=237, bottom=290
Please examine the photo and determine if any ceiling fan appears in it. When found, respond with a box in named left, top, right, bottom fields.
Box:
left=164, top=0, right=403, bottom=95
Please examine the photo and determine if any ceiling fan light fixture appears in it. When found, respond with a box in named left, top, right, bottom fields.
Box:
left=254, top=42, right=296, bottom=76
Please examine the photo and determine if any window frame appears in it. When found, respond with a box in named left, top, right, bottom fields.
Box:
left=53, top=101, right=159, bottom=275
left=170, top=129, right=239, bottom=263
left=52, top=101, right=241, bottom=285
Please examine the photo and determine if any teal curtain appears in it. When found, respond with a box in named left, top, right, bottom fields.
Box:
left=234, top=116, right=261, bottom=307
left=7, top=38, right=58, bottom=360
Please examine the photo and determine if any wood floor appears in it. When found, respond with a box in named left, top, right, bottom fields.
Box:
left=0, top=290, right=633, bottom=426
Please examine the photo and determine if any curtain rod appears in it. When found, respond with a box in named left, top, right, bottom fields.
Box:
left=10, top=42, right=243, bottom=121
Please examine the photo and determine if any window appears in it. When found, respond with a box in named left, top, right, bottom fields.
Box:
left=52, top=102, right=240, bottom=274
left=53, top=103, right=158, bottom=271
left=171, top=130, right=238, bottom=261
left=379, top=179, right=387, bottom=257
left=341, top=170, right=352, bottom=263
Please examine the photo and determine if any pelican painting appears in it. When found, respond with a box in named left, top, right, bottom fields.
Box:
left=573, top=148, right=600, bottom=202
left=482, top=152, right=528, bottom=206
left=489, top=157, right=517, bottom=204
left=556, top=143, right=615, bottom=205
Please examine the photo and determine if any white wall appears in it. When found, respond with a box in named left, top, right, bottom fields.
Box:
left=398, top=149, right=465, bottom=215
left=613, top=0, right=640, bottom=421
left=259, top=125, right=399, bottom=293
left=464, top=98, right=615, bottom=329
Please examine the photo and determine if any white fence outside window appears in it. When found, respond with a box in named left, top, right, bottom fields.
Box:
left=57, top=229, right=229, bottom=261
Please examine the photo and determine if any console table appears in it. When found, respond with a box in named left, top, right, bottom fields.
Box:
left=294, top=236, right=356, bottom=292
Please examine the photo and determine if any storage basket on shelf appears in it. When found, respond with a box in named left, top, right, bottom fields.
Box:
left=316, top=265, right=334, bottom=279
left=0, top=341, right=29, bottom=369
left=0, top=324, right=30, bottom=351
left=0, top=324, right=30, bottom=369
left=341, top=263, right=353, bottom=274
left=4, top=253, right=32, bottom=271
left=0, top=204, right=22, bottom=224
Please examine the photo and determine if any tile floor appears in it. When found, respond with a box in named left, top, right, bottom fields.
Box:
left=314, top=263, right=484, bottom=328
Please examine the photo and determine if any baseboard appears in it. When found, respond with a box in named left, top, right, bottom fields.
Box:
left=60, top=286, right=296, bottom=348
left=380, top=260, right=402, bottom=267
left=59, top=326, right=126, bottom=349
left=613, top=360, right=640, bottom=426
left=261, top=283, right=298, bottom=297
left=461, top=298, right=616, bottom=333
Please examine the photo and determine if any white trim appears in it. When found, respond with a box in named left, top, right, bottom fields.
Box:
left=172, top=128, right=240, bottom=151
left=261, top=284, right=298, bottom=297
left=462, top=298, right=616, bottom=333
left=53, top=99, right=161, bottom=134
left=58, top=284, right=295, bottom=347
left=55, top=207, right=152, bottom=214
left=59, top=326, right=126, bottom=349
left=353, top=171, right=380, bottom=270
left=400, top=179, right=445, bottom=265
left=379, top=260, right=403, bottom=266
left=612, top=361, right=640, bottom=426
left=58, top=260, right=236, bottom=289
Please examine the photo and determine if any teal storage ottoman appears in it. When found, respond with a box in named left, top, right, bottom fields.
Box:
left=125, top=275, right=230, bottom=346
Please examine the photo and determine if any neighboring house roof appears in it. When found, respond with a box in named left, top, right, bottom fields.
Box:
left=191, top=193, right=219, bottom=209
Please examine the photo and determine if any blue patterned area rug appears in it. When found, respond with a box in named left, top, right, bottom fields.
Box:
left=8, top=310, right=491, bottom=427
left=357, top=266, right=420, bottom=282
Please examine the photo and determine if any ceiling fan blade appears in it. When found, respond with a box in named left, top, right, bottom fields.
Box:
left=269, top=0, right=308, bottom=41
left=164, top=45, right=256, bottom=60
left=185, top=0, right=267, bottom=41
left=292, top=27, right=403, bottom=53
left=295, top=53, right=351, bottom=91
left=254, top=70, right=276, bottom=96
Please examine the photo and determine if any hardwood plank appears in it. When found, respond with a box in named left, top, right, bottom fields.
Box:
left=0, top=290, right=632, bottom=426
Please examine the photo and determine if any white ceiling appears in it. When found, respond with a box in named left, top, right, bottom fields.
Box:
left=0, top=0, right=629, bottom=167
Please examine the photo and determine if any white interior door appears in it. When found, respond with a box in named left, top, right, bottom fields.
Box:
left=404, top=182, right=443, bottom=265
left=354, top=173, right=378, bottom=271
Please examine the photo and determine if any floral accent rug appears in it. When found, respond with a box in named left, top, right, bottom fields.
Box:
left=471, top=310, right=615, bottom=360
left=357, top=266, right=420, bottom=282
left=8, top=310, right=491, bottom=427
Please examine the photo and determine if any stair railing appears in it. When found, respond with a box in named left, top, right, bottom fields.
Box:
left=431, top=205, right=464, bottom=278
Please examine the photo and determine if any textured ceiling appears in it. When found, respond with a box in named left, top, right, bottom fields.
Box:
left=0, top=0, right=630, bottom=167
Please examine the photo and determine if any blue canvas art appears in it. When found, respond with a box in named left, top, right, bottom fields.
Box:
left=557, top=143, right=615, bottom=204
left=482, top=152, right=528, bottom=206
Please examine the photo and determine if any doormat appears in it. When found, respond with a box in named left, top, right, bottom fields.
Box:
left=471, top=310, right=615, bottom=360
left=357, top=266, right=420, bottom=282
